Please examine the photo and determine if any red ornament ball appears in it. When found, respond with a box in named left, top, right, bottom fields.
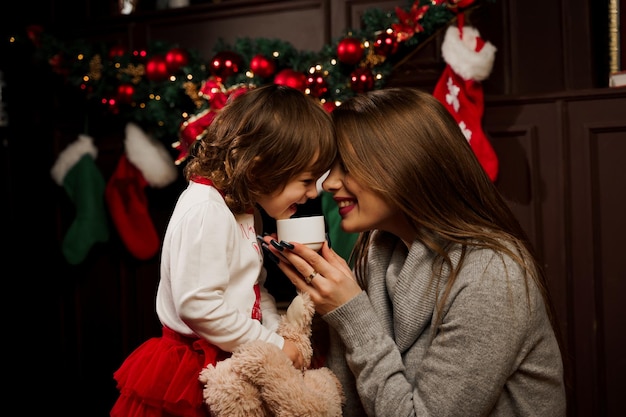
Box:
left=322, top=101, right=337, bottom=113
left=133, top=49, right=148, bottom=62
left=374, top=31, right=399, bottom=57
left=337, top=37, right=364, bottom=65
left=210, top=51, right=243, bottom=81
left=145, top=55, right=169, bottom=81
left=116, top=83, right=135, bottom=104
left=306, top=72, right=328, bottom=98
left=108, top=44, right=127, bottom=60
left=350, top=67, right=375, bottom=93
left=104, top=97, right=120, bottom=115
left=26, top=25, right=43, bottom=47
left=165, top=47, right=190, bottom=73
left=249, top=54, right=276, bottom=78
left=48, top=54, right=69, bottom=76
left=273, top=68, right=307, bottom=92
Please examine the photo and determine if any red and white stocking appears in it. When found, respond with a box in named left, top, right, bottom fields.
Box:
left=106, top=123, right=178, bottom=260
left=433, top=22, right=499, bottom=181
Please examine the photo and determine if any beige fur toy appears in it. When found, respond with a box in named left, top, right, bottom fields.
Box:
left=198, top=291, right=344, bottom=417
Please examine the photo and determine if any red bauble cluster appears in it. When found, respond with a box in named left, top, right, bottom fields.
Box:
left=374, top=31, right=399, bottom=57
left=306, top=71, right=328, bottom=98
left=322, top=101, right=337, bottom=113
left=25, top=24, right=43, bottom=47
left=210, top=51, right=242, bottom=81
left=103, top=97, right=121, bottom=114
left=48, top=54, right=69, bottom=76
left=145, top=55, right=169, bottom=81
left=108, top=44, right=127, bottom=60
left=273, top=68, right=307, bottom=92
left=116, top=83, right=135, bottom=104
left=350, top=67, right=375, bottom=93
left=337, top=37, right=364, bottom=65
left=133, top=49, right=148, bottom=62
left=165, top=47, right=190, bottom=73
left=249, top=54, right=276, bottom=78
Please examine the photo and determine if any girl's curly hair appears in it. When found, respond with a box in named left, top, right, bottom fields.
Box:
left=184, top=84, right=336, bottom=214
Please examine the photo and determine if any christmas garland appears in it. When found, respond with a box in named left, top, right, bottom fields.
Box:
left=14, top=0, right=493, bottom=162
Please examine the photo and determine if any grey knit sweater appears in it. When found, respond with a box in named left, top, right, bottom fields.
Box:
left=323, top=232, right=566, bottom=416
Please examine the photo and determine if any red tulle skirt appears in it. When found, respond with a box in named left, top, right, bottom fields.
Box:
left=111, top=327, right=230, bottom=417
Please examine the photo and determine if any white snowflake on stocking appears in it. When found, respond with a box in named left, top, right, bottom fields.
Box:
left=445, top=77, right=461, bottom=112
left=458, top=121, right=472, bottom=141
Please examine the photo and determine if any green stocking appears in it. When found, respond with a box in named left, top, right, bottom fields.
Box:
left=61, top=154, right=109, bottom=264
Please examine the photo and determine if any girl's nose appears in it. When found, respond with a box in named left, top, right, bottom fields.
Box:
left=306, top=185, right=320, bottom=199
left=323, top=169, right=341, bottom=192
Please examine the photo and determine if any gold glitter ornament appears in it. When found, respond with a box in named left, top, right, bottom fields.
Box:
left=88, top=55, right=103, bottom=81
left=119, top=64, right=145, bottom=84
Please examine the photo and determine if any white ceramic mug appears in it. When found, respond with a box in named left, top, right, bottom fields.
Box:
left=276, top=215, right=326, bottom=251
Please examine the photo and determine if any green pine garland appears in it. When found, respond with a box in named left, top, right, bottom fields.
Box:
left=8, top=0, right=493, bottom=148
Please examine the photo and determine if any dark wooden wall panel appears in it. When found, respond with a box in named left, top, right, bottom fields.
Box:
left=564, top=0, right=597, bottom=89
left=484, top=102, right=568, bottom=320
left=146, top=0, right=332, bottom=56
left=566, top=94, right=626, bottom=417
left=490, top=126, right=540, bottom=243
left=483, top=90, right=626, bottom=417
left=507, top=0, right=566, bottom=94
left=330, top=0, right=397, bottom=38
left=592, top=127, right=626, bottom=417
left=384, top=31, right=445, bottom=91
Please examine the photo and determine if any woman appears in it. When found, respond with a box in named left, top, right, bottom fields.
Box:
left=263, top=88, right=566, bottom=416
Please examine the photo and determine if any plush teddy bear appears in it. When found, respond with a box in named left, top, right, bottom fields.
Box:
left=198, top=291, right=344, bottom=417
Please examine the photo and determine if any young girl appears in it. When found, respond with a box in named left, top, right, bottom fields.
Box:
left=265, top=88, right=567, bottom=416
left=111, top=84, right=336, bottom=417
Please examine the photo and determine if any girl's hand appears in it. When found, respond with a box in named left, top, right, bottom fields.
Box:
left=264, top=237, right=362, bottom=315
left=282, top=339, right=306, bottom=370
